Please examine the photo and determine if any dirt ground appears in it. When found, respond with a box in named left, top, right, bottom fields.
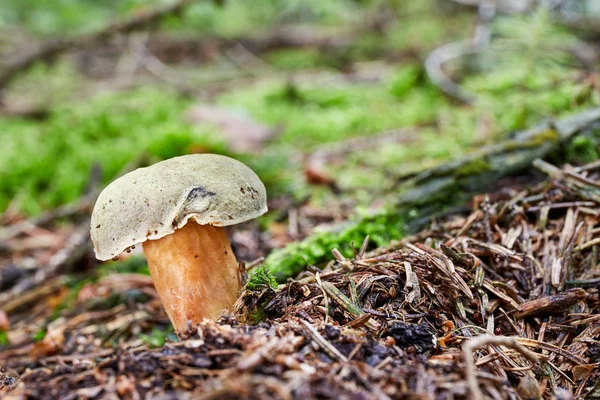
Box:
left=0, top=160, right=598, bottom=399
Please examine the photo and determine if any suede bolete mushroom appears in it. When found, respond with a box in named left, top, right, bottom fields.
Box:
left=90, top=154, right=267, bottom=334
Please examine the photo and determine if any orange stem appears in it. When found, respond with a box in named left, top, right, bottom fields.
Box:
left=143, top=222, right=240, bottom=334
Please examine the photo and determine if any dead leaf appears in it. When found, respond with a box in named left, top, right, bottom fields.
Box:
left=186, top=105, right=277, bottom=153
left=0, top=310, right=9, bottom=331
left=572, top=364, right=595, bottom=381
left=115, top=375, right=138, bottom=398
left=304, top=164, right=335, bottom=186
left=30, top=326, right=65, bottom=357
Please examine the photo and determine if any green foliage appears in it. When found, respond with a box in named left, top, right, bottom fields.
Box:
left=462, top=7, right=594, bottom=134
left=453, top=158, right=491, bottom=178
left=265, top=48, right=325, bottom=70
left=32, top=327, right=46, bottom=342
left=388, top=65, right=422, bottom=98
left=0, top=0, right=135, bottom=35
left=0, top=88, right=217, bottom=214
left=220, top=79, right=445, bottom=150
left=247, top=265, right=278, bottom=291
left=247, top=307, right=267, bottom=323
left=1, top=0, right=598, bottom=285
left=492, top=7, right=576, bottom=61
left=140, top=326, right=174, bottom=348
left=177, top=0, right=366, bottom=37
left=385, top=1, right=473, bottom=51
left=266, top=210, right=406, bottom=281
left=98, top=256, right=150, bottom=276
left=0, top=330, right=8, bottom=346
left=567, top=131, right=600, bottom=164
left=0, top=0, right=369, bottom=38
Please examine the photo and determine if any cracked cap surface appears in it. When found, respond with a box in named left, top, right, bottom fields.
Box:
left=90, top=154, right=267, bottom=261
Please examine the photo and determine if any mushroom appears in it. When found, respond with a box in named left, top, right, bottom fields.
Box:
left=90, top=154, right=267, bottom=334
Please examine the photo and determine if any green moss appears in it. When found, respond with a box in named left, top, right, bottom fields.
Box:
left=0, top=330, right=8, bottom=346
left=453, top=158, right=492, bottom=178
left=527, top=129, right=560, bottom=146
left=140, top=326, right=174, bottom=348
left=98, top=256, right=150, bottom=276
left=388, top=65, right=422, bottom=98
left=266, top=210, right=406, bottom=281
left=0, top=88, right=223, bottom=214
left=32, top=327, right=46, bottom=342
left=501, top=128, right=560, bottom=153
left=265, top=48, right=328, bottom=70
left=385, top=8, right=472, bottom=51
left=219, top=79, right=446, bottom=151
left=247, top=265, right=278, bottom=291
left=566, top=132, right=600, bottom=164
left=3, top=9, right=594, bottom=217
left=247, top=307, right=267, bottom=324
left=244, top=267, right=279, bottom=322
left=1, top=0, right=366, bottom=38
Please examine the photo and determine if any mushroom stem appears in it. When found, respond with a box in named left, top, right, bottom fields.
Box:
left=143, top=222, right=240, bottom=334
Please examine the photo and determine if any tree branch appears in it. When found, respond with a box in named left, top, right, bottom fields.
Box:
left=0, top=0, right=197, bottom=93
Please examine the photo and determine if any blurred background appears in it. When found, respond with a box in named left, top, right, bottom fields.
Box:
left=0, top=0, right=599, bottom=261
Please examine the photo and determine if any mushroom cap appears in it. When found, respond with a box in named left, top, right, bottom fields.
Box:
left=91, top=154, right=267, bottom=261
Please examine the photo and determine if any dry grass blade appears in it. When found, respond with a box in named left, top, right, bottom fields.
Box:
left=415, top=243, right=474, bottom=300
left=321, top=282, right=381, bottom=332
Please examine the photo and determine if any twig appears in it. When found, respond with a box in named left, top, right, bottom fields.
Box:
left=0, top=222, right=91, bottom=310
left=533, top=159, right=600, bottom=202
left=573, top=237, right=600, bottom=253
left=357, top=236, right=370, bottom=260
left=516, top=337, right=587, bottom=365
left=299, top=319, right=347, bottom=362
left=424, top=40, right=478, bottom=104
left=463, top=335, right=540, bottom=400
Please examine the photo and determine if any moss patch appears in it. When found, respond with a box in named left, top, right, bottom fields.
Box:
left=0, top=330, right=9, bottom=346
left=247, top=265, right=278, bottom=291
left=0, top=88, right=223, bottom=215
left=266, top=210, right=406, bottom=281
left=453, top=158, right=492, bottom=178
left=140, top=327, right=174, bottom=348
left=98, top=256, right=150, bottom=277
left=566, top=131, right=600, bottom=164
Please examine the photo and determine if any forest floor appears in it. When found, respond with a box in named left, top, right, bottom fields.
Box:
left=0, top=160, right=598, bottom=399
left=0, top=0, right=599, bottom=399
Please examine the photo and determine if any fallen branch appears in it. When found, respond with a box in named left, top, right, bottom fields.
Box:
left=299, top=319, right=347, bottom=362
left=514, top=288, right=587, bottom=319
left=0, top=0, right=198, bottom=93
left=0, top=222, right=90, bottom=311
